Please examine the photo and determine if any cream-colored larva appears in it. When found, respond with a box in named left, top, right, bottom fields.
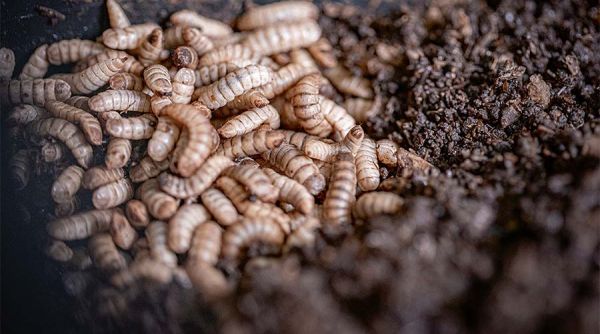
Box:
left=276, top=129, right=322, bottom=152
left=150, top=94, right=172, bottom=116
left=221, top=218, right=285, bottom=260
left=148, top=116, right=180, bottom=162
left=182, top=27, right=214, bottom=57
left=172, top=46, right=198, bottom=69
left=241, top=21, right=321, bottom=57
left=322, top=151, right=356, bottom=226
left=187, top=221, right=222, bottom=266
left=109, top=72, right=144, bottom=91
left=263, top=167, right=314, bottom=214
left=76, top=49, right=144, bottom=75
left=217, top=105, right=280, bottom=138
left=307, top=37, right=337, bottom=68
left=89, top=90, right=151, bottom=112
left=105, top=138, right=131, bottom=169
left=223, top=88, right=270, bottom=110
left=159, top=154, right=234, bottom=198
left=83, top=166, right=125, bottom=190
left=7, top=104, right=47, bottom=126
left=19, top=44, right=49, bottom=79
left=168, top=203, right=211, bottom=254
left=90, top=233, right=127, bottom=272
left=137, top=178, right=179, bottom=220
left=215, top=129, right=285, bottom=159
left=194, top=62, right=239, bottom=87
left=130, top=156, right=170, bottom=183
left=146, top=221, right=178, bottom=267
left=105, top=114, right=156, bottom=139
left=289, top=49, right=318, bottom=68
left=51, top=165, right=84, bottom=204
left=54, top=196, right=80, bottom=218
left=60, top=57, right=127, bottom=95
left=144, top=64, right=172, bottom=95
left=324, top=65, right=373, bottom=98
left=9, top=150, right=30, bottom=190
left=200, top=187, right=240, bottom=227
left=93, top=178, right=134, bottom=209
left=353, top=192, right=403, bottom=220
left=186, top=262, right=230, bottom=300
left=355, top=138, right=381, bottom=191
left=304, top=125, right=364, bottom=162
left=41, top=142, right=65, bottom=162
left=110, top=209, right=137, bottom=250
left=223, top=164, right=279, bottom=203
left=262, top=143, right=325, bottom=195
left=284, top=214, right=320, bottom=252
left=46, top=240, right=74, bottom=262
left=47, top=209, right=114, bottom=241
left=344, top=96, right=382, bottom=123
left=102, top=23, right=159, bottom=50
left=0, top=47, right=15, bottom=80
left=376, top=139, right=398, bottom=165
left=170, top=68, right=195, bottom=104
left=170, top=9, right=233, bottom=37
left=45, top=100, right=103, bottom=145
left=106, top=0, right=131, bottom=29
left=27, top=118, right=93, bottom=168
left=320, top=97, right=356, bottom=139
left=1, top=79, right=72, bottom=107
left=126, top=199, right=150, bottom=228
left=135, top=28, right=168, bottom=67
left=198, top=44, right=257, bottom=66
left=47, top=39, right=106, bottom=65
left=288, top=73, right=333, bottom=137
left=236, top=1, right=319, bottom=30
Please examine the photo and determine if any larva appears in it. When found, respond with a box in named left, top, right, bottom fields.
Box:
left=159, top=154, right=233, bottom=198
left=161, top=103, right=215, bottom=177
left=19, top=44, right=49, bottom=79
left=93, top=178, right=134, bottom=209
left=106, top=0, right=130, bottom=28
left=198, top=44, right=257, bottom=66
left=46, top=240, right=74, bottom=262
left=150, top=94, right=173, bottom=115
left=110, top=209, right=138, bottom=250
left=194, top=62, right=239, bottom=87
left=130, top=156, right=169, bottom=183
left=200, top=188, right=240, bottom=227
left=186, top=263, right=229, bottom=300
left=308, top=37, right=337, bottom=67
left=288, top=73, right=333, bottom=137
left=262, top=143, right=326, bottom=195
left=241, top=21, right=321, bottom=56
left=105, top=114, right=157, bottom=140
left=89, top=233, right=127, bottom=272
left=289, top=49, right=317, bottom=68
left=146, top=221, right=178, bottom=267
left=170, top=68, right=195, bottom=104
left=170, top=9, right=233, bottom=38
left=355, top=138, right=380, bottom=191
left=89, top=90, right=151, bottom=113
left=55, top=196, right=80, bottom=218
left=109, top=72, right=143, bottom=91
left=102, top=23, right=160, bottom=50
left=7, top=104, right=47, bottom=126
left=105, top=138, right=131, bottom=169
left=64, top=96, right=91, bottom=112
left=221, top=218, right=285, bottom=260
left=1, top=79, right=71, bottom=107
left=215, top=129, right=284, bottom=159
left=0, top=47, right=15, bottom=80
left=136, top=28, right=167, bottom=67
left=322, top=151, right=356, bottom=226
left=376, top=139, right=398, bottom=165
left=193, top=64, right=272, bottom=110
left=218, top=105, right=280, bottom=138
left=148, top=116, right=180, bottom=162
left=125, top=199, right=150, bottom=228
left=27, top=118, right=93, bottom=168
left=83, top=166, right=125, bottom=190
left=137, top=178, right=178, bottom=220
left=263, top=167, right=314, bottom=214
left=144, top=64, right=172, bottom=95
left=47, top=209, right=114, bottom=241
left=284, top=215, right=320, bottom=252
left=223, top=88, right=270, bottom=110
left=168, top=203, right=211, bottom=254
left=276, top=129, right=322, bottom=151
left=163, top=25, right=186, bottom=49
left=187, top=221, right=221, bottom=266
left=304, top=125, right=364, bottom=162
left=396, top=148, right=435, bottom=176
left=111, top=258, right=173, bottom=288
left=172, top=46, right=198, bottom=69
left=47, top=39, right=105, bottom=65
left=76, top=49, right=144, bottom=75
left=183, top=27, right=214, bottom=57
left=320, top=97, right=356, bottom=138
left=41, top=142, right=65, bottom=162
left=9, top=150, right=30, bottom=190
left=344, top=96, right=381, bottom=123
left=236, top=1, right=319, bottom=30
left=63, top=57, right=127, bottom=95
left=353, top=192, right=403, bottom=220
left=324, top=65, right=373, bottom=98
left=45, top=100, right=103, bottom=145
left=51, top=165, right=84, bottom=204
left=223, top=164, right=279, bottom=203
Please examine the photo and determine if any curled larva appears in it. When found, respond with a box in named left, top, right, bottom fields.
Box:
left=106, top=0, right=130, bottom=28
left=168, top=203, right=211, bottom=254
left=194, top=62, right=239, bottom=87
left=159, top=155, right=234, bottom=198
left=111, top=258, right=173, bottom=288
left=7, top=104, right=47, bottom=126
left=242, top=21, right=321, bottom=57
left=183, top=27, right=214, bottom=57
left=262, top=143, right=325, bottom=195
left=9, top=150, right=31, bottom=190
left=146, top=221, right=178, bottom=267
left=187, top=221, right=222, bottom=266
left=344, top=96, right=382, bottom=123
left=323, top=151, right=356, bottom=226
left=304, top=125, right=364, bottom=162
left=170, top=68, right=195, bottom=104
left=324, top=65, right=373, bottom=98
left=237, top=1, right=319, bottom=30
left=1, top=79, right=71, bottom=107
left=144, top=64, right=172, bottom=95
left=126, top=199, right=150, bottom=228
left=148, top=116, right=180, bottom=162
left=356, top=138, right=380, bottom=191
left=83, top=166, right=125, bottom=190
left=289, top=73, right=333, bottom=137
left=110, top=209, right=137, bottom=250
left=93, top=178, right=133, bottom=209
left=198, top=44, right=257, bottom=66
left=150, top=94, right=173, bottom=116
left=51, top=165, right=84, bottom=204
left=27, top=118, right=93, bottom=168
left=224, top=164, right=279, bottom=203
left=172, top=46, right=198, bottom=69
left=130, top=156, right=169, bottom=183
left=110, top=72, right=143, bottom=91
left=89, top=90, right=151, bottom=113
left=200, top=188, right=240, bottom=227
left=307, top=37, right=337, bottom=68
left=353, top=192, right=404, bottom=220
left=376, top=139, right=398, bottom=165
left=77, top=49, right=144, bottom=75
left=106, top=114, right=156, bottom=139
left=221, top=218, right=285, bottom=260
left=45, top=100, right=103, bottom=145
left=193, top=64, right=272, bottom=110
left=102, top=23, right=159, bottom=50
left=0, top=47, right=15, bottom=80
left=41, top=142, right=65, bottom=162
left=47, top=39, right=105, bottom=65
left=61, top=57, right=127, bottom=95
left=47, top=209, right=114, bottom=241
left=90, top=233, right=127, bottom=272
left=46, top=240, right=74, bottom=262
left=105, top=138, right=131, bottom=169
left=136, top=28, right=167, bottom=67
left=19, top=45, right=49, bottom=79
left=263, top=167, right=314, bottom=214
left=218, top=105, right=280, bottom=138
left=55, top=196, right=80, bottom=218
left=216, top=129, right=284, bottom=159
left=276, top=129, right=322, bottom=151
left=170, top=9, right=232, bottom=38
left=320, top=97, right=356, bottom=138
left=137, top=178, right=179, bottom=220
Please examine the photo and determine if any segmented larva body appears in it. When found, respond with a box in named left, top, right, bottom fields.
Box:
left=126, top=199, right=150, bottom=228
left=150, top=94, right=172, bottom=116
left=221, top=218, right=285, bottom=260
left=19, top=45, right=49, bottom=79
left=106, top=0, right=130, bottom=28
left=148, top=116, right=180, bottom=162
left=194, top=62, right=239, bottom=87
left=89, top=90, right=151, bottom=112
left=344, top=96, right=381, bottom=123
left=223, top=88, right=270, bottom=110
left=168, top=203, right=210, bottom=253
left=27, top=118, right=93, bottom=168
left=159, top=155, right=233, bottom=198
left=276, top=129, right=322, bottom=151
left=187, top=221, right=221, bottom=266
left=47, top=209, right=114, bottom=240
left=111, top=258, right=173, bottom=288
left=93, top=178, right=133, bottom=209
left=242, top=21, right=321, bottom=56
left=198, top=44, right=257, bottom=66
left=106, top=114, right=157, bottom=139
left=0, top=47, right=15, bottom=80
left=110, top=209, right=137, bottom=250
left=170, top=68, right=195, bottom=104
left=105, top=138, right=131, bottom=169
left=290, top=49, right=317, bottom=68
left=83, top=166, right=125, bottom=190
left=263, top=167, right=314, bottom=214
left=144, top=64, right=172, bottom=95
left=356, top=138, right=380, bottom=191
left=146, top=221, right=178, bottom=267
left=136, top=28, right=167, bottom=67
left=137, top=179, right=179, bottom=220
left=9, top=150, right=30, bottom=190
left=284, top=215, right=320, bottom=252
left=183, top=27, right=214, bottom=57
left=289, top=74, right=333, bottom=137
left=2, top=79, right=71, bottom=107
left=77, top=49, right=144, bottom=75
left=324, top=66, right=373, bottom=98
left=41, top=142, right=65, bottom=162
left=102, top=23, right=159, bottom=50
left=323, top=151, right=356, bottom=226
left=162, top=104, right=215, bottom=177
left=47, top=39, right=105, bottom=65
left=89, top=233, right=127, bottom=272
left=263, top=143, right=325, bottom=195
left=243, top=63, right=317, bottom=104
left=236, top=1, right=319, bottom=30
left=224, top=164, right=279, bottom=203
left=218, top=105, right=280, bottom=138
left=55, top=197, right=80, bottom=218
left=376, top=139, right=398, bottom=165
left=130, top=156, right=169, bottom=183
left=216, top=129, right=284, bottom=159
left=308, top=37, right=337, bottom=68
left=172, top=46, right=198, bottom=69
left=7, top=104, right=47, bottom=126
left=52, top=165, right=84, bottom=204
left=304, top=125, right=364, bottom=162
left=170, top=9, right=233, bottom=37
left=46, top=240, right=74, bottom=262
left=353, top=192, right=403, bottom=220
left=200, top=188, right=240, bottom=227
left=109, top=72, right=143, bottom=91
left=186, top=262, right=229, bottom=300
left=63, top=57, right=126, bottom=95
left=45, top=100, right=103, bottom=145
left=193, top=65, right=272, bottom=110
left=320, top=97, right=356, bottom=138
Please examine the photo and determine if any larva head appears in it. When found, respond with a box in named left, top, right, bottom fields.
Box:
left=54, top=79, right=73, bottom=100
left=304, top=173, right=326, bottom=195
left=266, top=131, right=285, bottom=149
left=148, top=28, right=164, bottom=46
left=346, top=125, right=364, bottom=146
left=172, top=46, right=198, bottom=69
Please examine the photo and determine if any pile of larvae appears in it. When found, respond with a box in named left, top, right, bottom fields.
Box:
left=1, top=0, right=435, bottom=299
